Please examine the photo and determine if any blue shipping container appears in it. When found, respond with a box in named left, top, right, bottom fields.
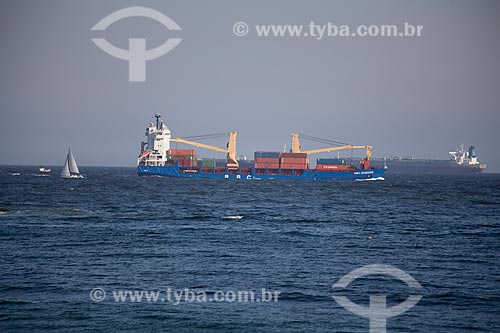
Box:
left=254, top=151, right=281, bottom=158
left=317, top=158, right=345, bottom=165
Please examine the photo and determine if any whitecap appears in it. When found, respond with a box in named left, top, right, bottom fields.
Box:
left=355, top=177, right=385, bottom=182
left=222, top=215, right=244, bottom=220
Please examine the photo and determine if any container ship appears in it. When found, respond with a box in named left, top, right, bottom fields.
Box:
left=370, top=145, right=487, bottom=175
left=137, top=115, right=386, bottom=180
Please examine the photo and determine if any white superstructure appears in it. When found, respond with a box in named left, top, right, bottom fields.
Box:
left=138, top=114, right=171, bottom=166
left=449, top=145, right=480, bottom=165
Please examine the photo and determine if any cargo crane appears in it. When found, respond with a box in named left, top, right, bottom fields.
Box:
left=171, top=132, right=239, bottom=170
left=291, top=133, right=373, bottom=170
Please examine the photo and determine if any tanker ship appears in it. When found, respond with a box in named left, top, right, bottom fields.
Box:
left=137, top=115, right=386, bottom=180
left=370, top=145, right=487, bottom=175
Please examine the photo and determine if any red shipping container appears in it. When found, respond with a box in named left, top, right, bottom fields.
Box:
left=178, top=158, right=197, bottom=167
left=255, top=165, right=280, bottom=169
left=169, top=149, right=196, bottom=156
left=280, top=163, right=308, bottom=170
left=241, top=167, right=252, bottom=174
left=280, top=162, right=308, bottom=165
left=215, top=167, right=228, bottom=174
left=280, top=158, right=308, bottom=164
left=316, top=164, right=343, bottom=171
left=254, top=163, right=280, bottom=169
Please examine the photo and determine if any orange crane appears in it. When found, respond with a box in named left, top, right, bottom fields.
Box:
left=291, top=133, right=373, bottom=169
left=170, top=132, right=239, bottom=170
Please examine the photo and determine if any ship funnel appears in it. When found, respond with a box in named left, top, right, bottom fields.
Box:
left=154, top=114, right=162, bottom=130
left=468, top=146, right=476, bottom=158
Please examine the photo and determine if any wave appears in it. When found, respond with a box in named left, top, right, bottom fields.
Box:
left=222, top=215, right=244, bottom=220
left=355, top=177, right=385, bottom=182
left=184, top=214, right=212, bottom=220
left=278, top=291, right=331, bottom=302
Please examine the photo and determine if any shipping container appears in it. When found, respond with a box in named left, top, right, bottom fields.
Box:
left=254, top=151, right=281, bottom=159
left=280, top=163, right=308, bottom=170
left=360, top=159, right=371, bottom=170
left=201, top=160, right=216, bottom=168
left=281, top=153, right=307, bottom=158
left=170, top=155, right=196, bottom=160
left=254, top=163, right=280, bottom=169
left=240, top=167, right=252, bottom=175
left=280, top=157, right=308, bottom=164
left=177, top=156, right=198, bottom=167
left=169, top=149, right=196, bottom=156
left=254, top=165, right=280, bottom=170
left=315, top=164, right=354, bottom=171
left=215, top=167, right=228, bottom=174
left=201, top=167, right=214, bottom=173
left=178, top=160, right=196, bottom=167
left=316, top=164, right=343, bottom=171
left=317, top=158, right=345, bottom=165
left=254, top=157, right=280, bottom=163
left=279, top=161, right=308, bottom=165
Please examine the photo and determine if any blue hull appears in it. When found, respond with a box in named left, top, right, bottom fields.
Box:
left=137, top=166, right=386, bottom=180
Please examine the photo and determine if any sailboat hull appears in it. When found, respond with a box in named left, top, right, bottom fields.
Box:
left=61, top=174, right=83, bottom=179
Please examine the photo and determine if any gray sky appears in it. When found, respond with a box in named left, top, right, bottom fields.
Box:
left=1, top=0, right=499, bottom=171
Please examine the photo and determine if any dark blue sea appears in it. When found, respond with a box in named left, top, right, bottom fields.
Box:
left=1, top=166, right=499, bottom=332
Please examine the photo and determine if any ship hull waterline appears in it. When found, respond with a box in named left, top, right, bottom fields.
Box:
left=370, top=161, right=485, bottom=175
left=138, top=165, right=386, bottom=180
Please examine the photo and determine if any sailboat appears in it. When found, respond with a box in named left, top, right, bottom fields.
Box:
left=61, top=148, right=83, bottom=178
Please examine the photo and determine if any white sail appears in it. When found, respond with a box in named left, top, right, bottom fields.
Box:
left=67, top=149, right=80, bottom=175
left=61, top=148, right=82, bottom=178
left=61, top=158, right=70, bottom=177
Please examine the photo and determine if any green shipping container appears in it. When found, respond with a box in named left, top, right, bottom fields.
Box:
left=202, top=161, right=216, bottom=167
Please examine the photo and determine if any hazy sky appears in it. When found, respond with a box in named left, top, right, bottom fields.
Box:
left=1, top=0, right=499, bottom=171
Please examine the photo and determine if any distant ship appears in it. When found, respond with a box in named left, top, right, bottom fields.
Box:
left=39, top=167, right=51, bottom=173
left=370, top=145, right=486, bottom=175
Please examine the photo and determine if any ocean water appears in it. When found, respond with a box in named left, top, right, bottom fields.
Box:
left=0, top=166, right=499, bottom=332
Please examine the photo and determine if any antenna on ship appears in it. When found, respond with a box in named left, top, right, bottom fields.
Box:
left=154, top=114, right=162, bottom=130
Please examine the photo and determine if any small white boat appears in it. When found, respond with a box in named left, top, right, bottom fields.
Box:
left=61, top=149, right=83, bottom=179
left=39, top=167, right=51, bottom=173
